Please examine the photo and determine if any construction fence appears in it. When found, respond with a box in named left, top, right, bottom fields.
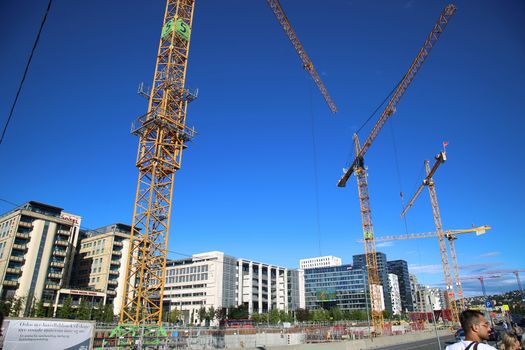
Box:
left=93, top=321, right=434, bottom=349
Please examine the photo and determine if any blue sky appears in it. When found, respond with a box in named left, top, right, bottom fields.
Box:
left=1, top=1, right=524, bottom=297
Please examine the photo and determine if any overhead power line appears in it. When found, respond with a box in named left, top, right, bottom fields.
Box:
left=1, top=0, right=53, bottom=145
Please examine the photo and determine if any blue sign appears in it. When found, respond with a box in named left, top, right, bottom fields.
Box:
left=485, top=300, right=493, bottom=309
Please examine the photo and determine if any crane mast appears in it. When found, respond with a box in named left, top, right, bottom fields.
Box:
left=401, top=152, right=460, bottom=323
left=267, top=0, right=338, bottom=113
left=120, top=0, right=196, bottom=327
left=353, top=135, right=384, bottom=333
left=425, top=154, right=460, bottom=323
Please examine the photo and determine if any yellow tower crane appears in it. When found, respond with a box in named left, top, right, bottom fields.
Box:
left=337, top=5, right=456, bottom=334
left=116, top=0, right=338, bottom=341
left=358, top=225, right=492, bottom=312
left=400, top=150, right=463, bottom=323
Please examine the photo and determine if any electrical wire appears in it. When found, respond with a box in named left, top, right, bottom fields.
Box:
left=0, top=0, right=53, bottom=145
left=309, top=86, right=323, bottom=256
left=355, top=77, right=403, bottom=137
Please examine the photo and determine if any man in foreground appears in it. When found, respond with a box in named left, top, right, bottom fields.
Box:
left=446, top=310, right=497, bottom=350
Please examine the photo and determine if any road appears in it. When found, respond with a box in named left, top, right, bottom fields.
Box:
left=374, top=335, right=456, bottom=350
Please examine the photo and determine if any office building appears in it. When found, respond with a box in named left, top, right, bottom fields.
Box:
left=72, top=223, right=132, bottom=315
left=299, top=256, right=342, bottom=269
left=353, top=252, right=392, bottom=313
left=388, top=273, right=402, bottom=315
left=164, top=251, right=304, bottom=324
left=303, top=264, right=372, bottom=311
left=387, top=259, right=414, bottom=312
left=0, top=201, right=81, bottom=316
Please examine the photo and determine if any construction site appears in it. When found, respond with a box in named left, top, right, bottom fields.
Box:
left=0, top=1, right=524, bottom=350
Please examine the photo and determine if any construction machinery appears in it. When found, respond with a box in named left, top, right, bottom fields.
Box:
left=401, top=150, right=463, bottom=323
left=267, top=0, right=337, bottom=113
left=117, top=0, right=338, bottom=339
left=359, top=225, right=491, bottom=313
left=359, top=225, right=491, bottom=244
left=338, top=5, right=456, bottom=333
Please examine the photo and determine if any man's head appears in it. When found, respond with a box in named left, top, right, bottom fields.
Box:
left=460, top=310, right=492, bottom=342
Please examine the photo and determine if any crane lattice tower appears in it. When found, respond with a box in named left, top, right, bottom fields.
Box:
left=120, top=0, right=196, bottom=326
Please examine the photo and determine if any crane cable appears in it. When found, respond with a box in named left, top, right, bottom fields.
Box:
left=309, top=85, right=323, bottom=256
left=0, top=0, right=53, bottom=145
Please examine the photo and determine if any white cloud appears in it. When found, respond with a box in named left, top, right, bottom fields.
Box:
left=376, top=241, right=394, bottom=248
left=480, top=252, right=500, bottom=257
left=408, top=264, right=443, bottom=274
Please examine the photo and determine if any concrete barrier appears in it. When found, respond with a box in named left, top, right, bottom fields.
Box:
left=241, top=329, right=452, bottom=350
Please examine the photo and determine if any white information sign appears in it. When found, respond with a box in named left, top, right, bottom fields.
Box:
left=2, top=319, right=94, bottom=350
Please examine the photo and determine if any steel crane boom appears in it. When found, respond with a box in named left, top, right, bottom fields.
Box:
left=337, top=4, right=456, bottom=187
left=357, top=225, right=491, bottom=243
left=267, top=0, right=338, bottom=113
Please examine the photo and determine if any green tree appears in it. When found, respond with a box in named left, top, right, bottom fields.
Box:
left=34, top=300, right=46, bottom=318
left=76, top=299, right=91, bottom=320
left=312, top=309, right=329, bottom=321
left=228, top=304, right=248, bottom=320
left=382, top=310, right=391, bottom=320
left=168, top=309, right=182, bottom=324
left=93, top=301, right=105, bottom=322
left=9, top=296, right=25, bottom=317
left=269, top=309, right=280, bottom=324
left=207, top=306, right=215, bottom=323
left=215, top=307, right=227, bottom=322
left=295, top=308, right=310, bottom=322
left=0, top=297, right=12, bottom=317
left=329, top=307, right=343, bottom=321
left=198, top=306, right=207, bottom=325
left=57, top=297, right=74, bottom=319
left=103, top=303, right=114, bottom=323
left=250, top=312, right=262, bottom=323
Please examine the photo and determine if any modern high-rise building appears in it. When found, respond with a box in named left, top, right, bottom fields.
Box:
left=388, top=273, right=402, bottom=315
left=299, top=256, right=342, bottom=269
left=164, top=251, right=304, bottom=324
left=353, top=252, right=392, bottom=313
left=0, top=201, right=81, bottom=316
left=303, top=264, right=372, bottom=311
left=71, top=223, right=132, bottom=315
left=387, top=259, right=414, bottom=312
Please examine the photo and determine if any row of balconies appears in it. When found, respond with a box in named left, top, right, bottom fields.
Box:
left=57, top=229, right=71, bottom=236
left=48, top=272, right=62, bottom=279
left=108, top=279, right=118, bottom=286
left=45, top=283, right=60, bottom=290
left=55, top=239, right=69, bottom=247
left=109, top=270, right=119, bottom=276
left=6, top=267, right=21, bottom=274
left=15, top=232, right=30, bottom=239
left=3, top=280, right=18, bottom=287
left=18, top=221, right=33, bottom=228
left=50, top=261, right=65, bottom=268
left=9, top=255, right=24, bottom=262
left=53, top=250, right=67, bottom=257
left=113, top=241, right=123, bottom=247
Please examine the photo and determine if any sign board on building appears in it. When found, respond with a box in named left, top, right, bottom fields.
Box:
left=316, top=289, right=337, bottom=302
left=1, top=318, right=94, bottom=350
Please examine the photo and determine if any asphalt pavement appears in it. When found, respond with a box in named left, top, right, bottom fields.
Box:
left=373, top=335, right=456, bottom=350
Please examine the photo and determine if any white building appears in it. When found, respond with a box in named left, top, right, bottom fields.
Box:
left=299, top=256, right=342, bottom=269
left=388, top=273, right=402, bottom=315
left=164, top=251, right=304, bottom=325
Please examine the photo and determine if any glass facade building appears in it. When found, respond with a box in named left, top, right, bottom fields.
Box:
left=353, top=252, right=392, bottom=314
left=304, top=264, right=368, bottom=311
